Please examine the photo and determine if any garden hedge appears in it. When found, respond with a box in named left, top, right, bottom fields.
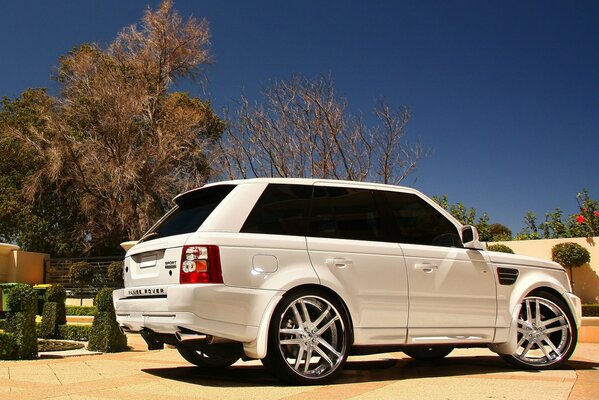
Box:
left=6, top=284, right=38, bottom=359
left=87, top=288, right=127, bottom=352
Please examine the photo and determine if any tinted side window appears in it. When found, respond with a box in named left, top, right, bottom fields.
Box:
left=142, top=184, right=236, bottom=241
left=310, top=186, right=384, bottom=242
left=383, top=191, right=462, bottom=247
left=241, top=184, right=313, bottom=236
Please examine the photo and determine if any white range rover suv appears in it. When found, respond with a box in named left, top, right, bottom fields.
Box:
left=113, top=178, right=581, bottom=384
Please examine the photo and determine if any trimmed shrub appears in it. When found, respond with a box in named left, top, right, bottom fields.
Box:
left=88, top=288, right=127, bottom=352
left=46, top=284, right=67, bottom=303
left=58, top=324, right=92, bottom=341
left=94, top=288, right=115, bottom=313
left=46, top=284, right=67, bottom=325
left=583, top=304, right=599, bottom=317
left=0, top=332, right=18, bottom=360
left=6, top=284, right=38, bottom=359
left=65, top=305, right=97, bottom=316
left=552, top=242, right=591, bottom=268
left=107, top=261, right=124, bottom=287
left=69, top=261, right=95, bottom=284
left=69, top=261, right=94, bottom=304
left=487, top=244, right=515, bottom=254
left=39, top=302, right=60, bottom=339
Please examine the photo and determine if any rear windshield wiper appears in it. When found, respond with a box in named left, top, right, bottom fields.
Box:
left=140, top=231, right=159, bottom=242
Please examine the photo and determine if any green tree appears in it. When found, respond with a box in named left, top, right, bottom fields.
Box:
left=517, top=211, right=540, bottom=240
left=1, top=1, right=223, bottom=255
left=0, top=90, right=83, bottom=256
left=432, top=195, right=500, bottom=241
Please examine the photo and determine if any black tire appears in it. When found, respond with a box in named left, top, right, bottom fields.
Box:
left=177, top=342, right=242, bottom=368
left=261, top=289, right=351, bottom=385
left=500, top=291, right=577, bottom=369
left=403, top=346, right=453, bottom=361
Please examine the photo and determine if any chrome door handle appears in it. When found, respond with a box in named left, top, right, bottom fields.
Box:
left=325, top=258, right=352, bottom=269
left=414, top=263, right=438, bottom=273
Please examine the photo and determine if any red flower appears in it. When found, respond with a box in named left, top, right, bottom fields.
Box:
left=595, top=211, right=599, bottom=217
left=576, top=215, right=586, bottom=224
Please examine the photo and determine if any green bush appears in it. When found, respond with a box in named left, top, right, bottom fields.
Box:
left=58, top=324, right=92, bottom=341
left=65, top=305, right=97, bottom=316
left=47, top=284, right=67, bottom=303
left=94, top=288, right=115, bottom=312
left=0, top=319, right=5, bottom=330
left=69, top=261, right=95, bottom=284
left=46, top=284, right=67, bottom=325
left=6, top=284, right=38, bottom=359
left=487, top=244, right=515, bottom=254
left=88, top=288, right=127, bottom=352
left=87, top=312, right=127, bottom=352
left=107, top=261, right=124, bottom=286
left=552, top=242, right=591, bottom=268
left=7, top=284, right=37, bottom=313
left=39, top=302, right=60, bottom=339
left=0, top=332, right=18, bottom=360
left=582, top=304, right=599, bottom=317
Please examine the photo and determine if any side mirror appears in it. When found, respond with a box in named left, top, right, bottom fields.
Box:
left=462, top=225, right=485, bottom=250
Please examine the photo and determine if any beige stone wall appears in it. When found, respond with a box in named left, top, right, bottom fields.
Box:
left=0, top=243, right=20, bottom=283
left=0, top=243, right=49, bottom=285
left=493, top=237, right=599, bottom=304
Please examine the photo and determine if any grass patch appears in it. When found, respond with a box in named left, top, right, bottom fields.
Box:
left=38, top=339, right=85, bottom=352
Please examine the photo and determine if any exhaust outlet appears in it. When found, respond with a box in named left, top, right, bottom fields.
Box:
left=175, top=331, right=208, bottom=342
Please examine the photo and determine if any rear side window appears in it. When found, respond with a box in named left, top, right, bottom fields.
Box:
left=310, top=186, right=384, bottom=242
left=141, top=185, right=236, bottom=241
left=382, top=191, right=461, bottom=247
left=241, top=184, right=313, bottom=236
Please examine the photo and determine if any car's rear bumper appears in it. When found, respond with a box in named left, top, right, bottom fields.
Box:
left=113, top=284, right=283, bottom=344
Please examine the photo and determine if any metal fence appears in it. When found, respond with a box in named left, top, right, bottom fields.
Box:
left=46, top=256, right=124, bottom=296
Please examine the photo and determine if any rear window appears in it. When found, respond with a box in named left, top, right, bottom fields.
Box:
left=241, top=184, right=312, bottom=236
left=140, top=185, right=235, bottom=241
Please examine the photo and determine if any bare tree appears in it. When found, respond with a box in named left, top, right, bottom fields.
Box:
left=217, top=75, right=426, bottom=185
left=5, top=1, right=222, bottom=254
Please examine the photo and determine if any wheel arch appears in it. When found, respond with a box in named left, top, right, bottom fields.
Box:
left=490, top=277, right=577, bottom=356
left=280, top=283, right=355, bottom=344
left=245, top=283, right=354, bottom=360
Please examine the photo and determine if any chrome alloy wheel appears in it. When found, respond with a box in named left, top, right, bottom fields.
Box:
left=513, top=296, right=573, bottom=367
left=276, top=295, right=348, bottom=380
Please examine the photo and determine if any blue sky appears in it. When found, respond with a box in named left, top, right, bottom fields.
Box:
left=1, top=1, right=597, bottom=233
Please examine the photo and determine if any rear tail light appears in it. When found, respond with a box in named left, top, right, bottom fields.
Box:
left=180, top=245, right=223, bottom=284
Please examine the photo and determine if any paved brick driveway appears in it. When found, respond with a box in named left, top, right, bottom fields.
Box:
left=1, top=334, right=597, bottom=400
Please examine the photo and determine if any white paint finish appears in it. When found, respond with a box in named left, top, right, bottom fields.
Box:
left=199, top=232, right=319, bottom=290
left=252, top=254, right=278, bottom=273
left=402, top=244, right=497, bottom=342
left=307, top=236, right=408, bottom=340
left=114, top=177, right=582, bottom=361
left=198, top=182, right=266, bottom=233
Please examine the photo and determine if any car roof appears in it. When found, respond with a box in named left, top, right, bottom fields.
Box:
left=174, top=177, right=420, bottom=201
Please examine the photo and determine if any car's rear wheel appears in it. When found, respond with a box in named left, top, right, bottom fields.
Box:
left=262, top=290, right=350, bottom=385
left=403, top=346, right=453, bottom=361
left=177, top=343, right=242, bottom=368
left=500, top=292, right=577, bottom=369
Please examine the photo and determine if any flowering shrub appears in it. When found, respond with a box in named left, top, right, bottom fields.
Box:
left=518, top=189, right=599, bottom=239
left=571, top=189, right=599, bottom=237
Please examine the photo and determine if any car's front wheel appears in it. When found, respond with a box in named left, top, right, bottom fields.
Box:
left=177, top=342, right=243, bottom=368
left=262, top=290, right=350, bottom=385
left=500, top=291, right=577, bottom=369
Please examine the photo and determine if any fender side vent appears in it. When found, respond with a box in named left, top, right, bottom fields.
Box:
left=497, top=267, right=519, bottom=285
